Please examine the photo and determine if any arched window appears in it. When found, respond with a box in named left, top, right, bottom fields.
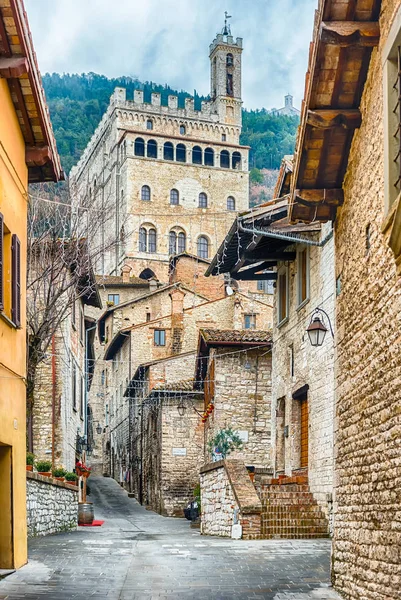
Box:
left=204, top=147, right=214, bottom=166
left=139, top=227, right=147, bottom=251
left=180, top=124, right=186, bottom=135
left=220, top=150, right=230, bottom=168
left=141, top=185, right=151, bottom=201
left=232, top=151, right=241, bottom=170
left=147, top=139, right=157, bottom=159
left=227, top=196, right=235, bottom=211
left=139, top=268, right=156, bottom=280
left=226, top=53, right=234, bottom=67
left=197, top=236, right=209, bottom=259
left=134, top=137, right=145, bottom=157
left=148, top=228, right=157, bottom=253
left=178, top=232, right=186, bottom=254
left=170, top=189, right=179, bottom=205
left=146, top=119, right=153, bottom=130
left=199, top=192, right=208, bottom=208
left=176, top=143, right=186, bottom=163
left=164, top=142, right=174, bottom=161
left=169, top=231, right=177, bottom=255
left=192, top=146, right=202, bottom=165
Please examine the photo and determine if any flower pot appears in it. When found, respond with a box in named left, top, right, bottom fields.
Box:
left=55, top=477, right=65, bottom=482
left=26, top=465, right=33, bottom=472
left=78, top=502, right=94, bottom=525
left=66, top=480, right=77, bottom=486
left=38, top=471, right=51, bottom=477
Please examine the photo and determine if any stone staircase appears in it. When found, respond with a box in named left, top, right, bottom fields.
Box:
left=256, top=475, right=330, bottom=539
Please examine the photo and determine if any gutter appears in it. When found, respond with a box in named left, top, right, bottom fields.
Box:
left=238, top=221, right=333, bottom=248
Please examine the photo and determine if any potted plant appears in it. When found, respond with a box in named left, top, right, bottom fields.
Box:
left=65, top=471, right=78, bottom=485
left=35, top=460, right=52, bottom=477
left=26, top=452, right=35, bottom=472
left=207, top=427, right=243, bottom=460
left=52, top=467, right=66, bottom=481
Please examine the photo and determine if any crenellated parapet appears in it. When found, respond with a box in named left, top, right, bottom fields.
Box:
left=209, top=34, right=243, bottom=55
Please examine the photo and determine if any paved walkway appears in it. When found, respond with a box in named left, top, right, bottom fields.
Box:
left=0, top=477, right=341, bottom=600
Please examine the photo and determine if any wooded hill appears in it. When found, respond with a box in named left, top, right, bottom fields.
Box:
left=42, top=73, right=299, bottom=175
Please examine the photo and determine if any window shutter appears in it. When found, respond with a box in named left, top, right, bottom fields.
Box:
left=0, top=214, right=3, bottom=311
left=11, top=234, right=21, bottom=327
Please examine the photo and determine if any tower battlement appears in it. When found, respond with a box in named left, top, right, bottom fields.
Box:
left=209, top=34, right=243, bottom=55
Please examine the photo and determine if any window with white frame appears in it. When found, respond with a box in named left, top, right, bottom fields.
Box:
left=257, top=279, right=274, bottom=294
left=277, top=266, right=289, bottom=325
left=244, top=314, right=256, bottom=329
left=297, top=247, right=310, bottom=306
left=154, top=329, right=166, bottom=346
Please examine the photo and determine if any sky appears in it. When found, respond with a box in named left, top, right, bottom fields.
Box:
left=25, top=0, right=317, bottom=111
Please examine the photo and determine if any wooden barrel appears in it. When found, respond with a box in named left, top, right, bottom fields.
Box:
left=78, top=502, right=94, bottom=525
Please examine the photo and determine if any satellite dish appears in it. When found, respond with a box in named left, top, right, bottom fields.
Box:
left=226, top=285, right=234, bottom=296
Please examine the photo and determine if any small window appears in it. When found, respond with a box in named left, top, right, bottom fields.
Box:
left=220, top=150, right=230, bottom=169
left=164, top=142, right=174, bottom=161
left=154, top=329, right=166, bottom=346
left=101, top=370, right=105, bottom=386
left=79, top=304, right=84, bottom=344
left=108, top=294, right=120, bottom=305
left=71, top=297, right=76, bottom=329
left=146, top=119, right=153, bottom=130
left=232, top=151, right=241, bottom=170
left=366, top=224, right=371, bottom=254
left=297, top=247, right=309, bottom=306
left=141, top=185, right=151, bottom=201
left=148, top=228, right=157, bottom=253
left=199, top=192, right=208, bottom=208
left=244, top=314, right=256, bottom=329
left=170, top=189, right=179, bottom=205
left=134, top=137, right=145, bottom=157
left=72, top=362, right=77, bottom=411
left=169, top=230, right=177, bottom=255
left=180, top=125, right=186, bottom=135
left=147, top=139, right=157, bottom=159
left=257, top=280, right=274, bottom=294
left=176, top=143, right=186, bottom=163
left=139, top=227, right=147, bottom=252
left=80, top=376, right=84, bottom=419
left=105, top=404, right=109, bottom=426
left=227, top=196, right=235, bottom=210
left=204, top=147, right=214, bottom=166
left=197, top=236, right=209, bottom=259
left=222, top=133, right=226, bottom=142
left=146, top=312, right=151, bottom=322
left=226, top=53, right=234, bottom=67
left=178, top=232, right=186, bottom=253
left=192, top=146, right=203, bottom=165
left=278, top=267, right=289, bottom=325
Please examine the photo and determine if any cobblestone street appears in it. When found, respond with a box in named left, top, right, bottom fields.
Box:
left=0, top=478, right=340, bottom=600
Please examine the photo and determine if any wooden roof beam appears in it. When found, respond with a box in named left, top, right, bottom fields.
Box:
left=295, top=188, right=344, bottom=206
left=307, top=109, right=361, bottom=129
left=321, top=22, right=380, bottom=47
left=26, top=146, right=52, bottom=167
left=244, top=251, right=296, bottom=261
left=232, top=272, right=278, bottom=282
left=0, top=57, right=29, bottom=78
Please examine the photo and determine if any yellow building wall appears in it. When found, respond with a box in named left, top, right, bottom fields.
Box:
left=0, top=79, right=28, bottom=569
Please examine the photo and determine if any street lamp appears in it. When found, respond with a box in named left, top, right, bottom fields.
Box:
left=177, top=401, right=187, bottom=417
left=306, top=308, right=334, bottom=347
left=96, top=422, right=103, bottom=435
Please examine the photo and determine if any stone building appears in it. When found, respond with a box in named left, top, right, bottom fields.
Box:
left=195, top=329, right=273, bottom=467
left=70, top=27, right=249, bottom=281
left=288, top=0, right=401, bottom=596
left=269, top=94, right=300, bottom=117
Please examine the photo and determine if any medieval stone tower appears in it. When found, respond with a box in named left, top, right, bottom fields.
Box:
left=70, top=21, right=249, bottom=282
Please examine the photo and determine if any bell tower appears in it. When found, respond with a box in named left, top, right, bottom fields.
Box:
left=209, top=13, right=243, bottom=128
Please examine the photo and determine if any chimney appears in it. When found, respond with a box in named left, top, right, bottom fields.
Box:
left=149, top=277, right=158, bottom=292
left=121, top=264, right=132, bottom=284
left=169, top=288, right=186, bottom=354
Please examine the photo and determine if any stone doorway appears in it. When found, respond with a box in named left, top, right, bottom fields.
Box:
left=292, top=384, right=309, bottom=472
left=0, top=444, right=13, bottom=569
left=300, top=397, right=309, bottom=469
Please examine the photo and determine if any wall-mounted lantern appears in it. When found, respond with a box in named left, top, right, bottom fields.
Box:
left=177, top=401, right=187, bottom=417
left=96, top=422, right=103, bottom=435
left=306, top=308, right=334, bottom=347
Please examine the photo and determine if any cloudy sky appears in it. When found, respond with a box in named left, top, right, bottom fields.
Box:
left=25, top=0, right=316, bottom=110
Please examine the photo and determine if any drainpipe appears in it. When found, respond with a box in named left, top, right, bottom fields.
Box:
left=51, top=335, right=56, bottom=470
left=238, top=221, right=333, bottom=247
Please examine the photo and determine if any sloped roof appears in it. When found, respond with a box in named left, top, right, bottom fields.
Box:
left=96, top=275, right=149, bottom=287
left=152, top=379, right=195, bottom=392
left=199, top=328, right=272, bottom=346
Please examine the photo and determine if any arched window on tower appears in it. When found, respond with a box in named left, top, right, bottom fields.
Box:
left=146, top=119, right=153, bottom=130
left=164, top=142, right=174, bottom=161
left=197, top=236, right=209, bottom=259
left=139, top=227, right=147, bottom=252
left=141, top=185, right=151, bottom=201
left=204, top=147, right=214, bottom=166
left=220, top=150, right=230, bottom=169
left=232, top=151, right=241, bottom=170
left=226, top=53, right=234, bottom=97
left=169, top=231, right=177, bottom=255
left=134, top=137, right=145, bottom=157
left=176, top=143, right=186, bottom=163
left=226, top=53, right=234, bottom=67
left=192, top=146, right=202, bottom=165
left=170, top=189, right=179, bottom=205
left=147, top=139, right=157, bottom=159
left=227, top=196, right=235, bottom=211
left=178, top=232, right=186, bottom=253
left=198, top=193, right=208, bottom=208
left=148, top=228, right=157, bottom=253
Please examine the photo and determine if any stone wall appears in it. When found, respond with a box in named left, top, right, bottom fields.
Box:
left=26, top=472, right=78, bottom=537
left=200, top=459, right=262, bottom=539
left=332, top=1, right=401, bottom=597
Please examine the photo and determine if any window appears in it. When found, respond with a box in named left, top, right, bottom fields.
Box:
left=170, top=189, right=179, bottom=205
left=101, top=370, right=105, bottom=385
left=80, top=376, right=84, bottom=419
left=222, top=133, right=226, bottom=142
left=297, top=247, right=309, bottom=306
left=204, top=147, right=214, bottom=166
left=199, top=192, right=208, bottom=208
left=108, top=294, right=120, bottom=305
left=180, top=124, right=186, bottom=135
left=227, top=196, right=235, bottom=210
left=178, top=231, right=186, bottom=253
left=257, top=279, right=274, bottom=294
left=164, top=142, right=174, bottom=161
left=278, top=267, right=289, bottom=325
left=139, top=227, right=147, bottom=251
left=226, top=53, right=234, bottom=67
left=72, top=362, right=77, bottom=411
left=71, top=297, right=76, bottom=329
left=169, top=230, right=177, bottom=255
left=227, top=73, right=233, bottom=96
left=134, top=137, right=145, bottom=157
left=154, top=329, right=166, bottom=346
left=232, top=151, right=241, bottom=170
left=148, top=228, right=157, bottom=253
left=197, top=236, right=209, bottom=259
left=220, top=150, right=230, bottom=168
left=147, top=139, right=157, bottom=159
left=146, top=119, right=153, bottom=130
left=176, top=143, right=186, bottom=163
left=141, top=185, right=151, bottom=201
left=244, top=314, right=256, bottom=329
left=105, top=404, right=109, bottom=426
left=11, top=234, right=21, bottom=327
left=79, top=303, right=84, bottom=344
left=146, top=312, right=151, bottom=322
left=192, top=146, right=202, bottom=165
left=366, top=224, right=371, bottom=254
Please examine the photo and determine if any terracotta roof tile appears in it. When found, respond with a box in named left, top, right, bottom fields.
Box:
left=200, top=328, right=272, bottom=345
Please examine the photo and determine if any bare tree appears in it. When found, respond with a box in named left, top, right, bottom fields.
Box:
left=26, top=181, right=124, bottom=450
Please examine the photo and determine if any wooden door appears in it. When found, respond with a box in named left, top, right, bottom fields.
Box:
left=300, top=399, right=309, bottom=469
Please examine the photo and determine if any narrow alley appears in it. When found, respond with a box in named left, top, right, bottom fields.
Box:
left=0, top=478, right=339, bottom=600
